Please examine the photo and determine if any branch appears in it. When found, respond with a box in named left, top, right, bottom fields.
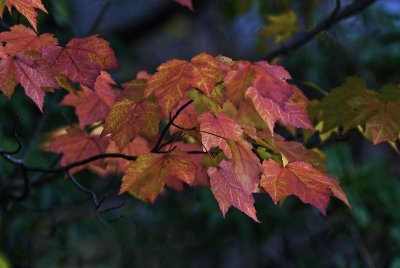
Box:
left=264, top=0, right=377, bottom=61
left=0, top=152, right=137, bottom=174
left=152, top=100, right=193, bottom=152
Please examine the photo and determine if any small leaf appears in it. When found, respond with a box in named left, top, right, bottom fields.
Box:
left=260, top=10, right=299, bottom=44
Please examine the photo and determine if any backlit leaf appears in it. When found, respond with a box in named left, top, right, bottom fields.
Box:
left=0, top=24, right=57, bottom=55
left=102, top=98, right=160, bottom=150
left=3, top=0, right=47, bottom=31
left=260, top=159, right=350, bottom=215
left=198, top=111, right=243, bottom=158
left=208, top=160, right=259, bottom=222
left=120, top=150, right=196, bottom=202
left=47, top=127, right=110, bottom=173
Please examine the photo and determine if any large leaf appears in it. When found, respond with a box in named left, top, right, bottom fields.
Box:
left=47, top=127, right=110, bottom=173
left=0, top=24, right=57, bottom=55
left=2, top=0, right=47, bottom=31
left=61, top=71, right=117, bottom=127
left=198, top=111, right=243, bottom=158
left=120, top=150, right=196, bottom=202
left=208, top=160, right=259, bottom=222
left=41, top=35, right=119, bottom=88
left=102, top=98, right=160, bottom=150
left=260, top=159, right=350, bottom=215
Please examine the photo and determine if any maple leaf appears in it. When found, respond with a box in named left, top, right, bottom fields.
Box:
left=317, top=76, right=369, bottom=132
left=174, top=0, right=193, bottom=11
left=41, top=35, right=119, bottom=88
left=0, top=51, right=57, bottom=110
left=47, top=127, right=110, bottom=174
left=2, top=0, right=47, bottom=32
left=228, top=140, right=261, bottom=193
left=61, top=71, right=117, bottom=127
left=102, top=98, right=160, bottom=150
left=260, top=159, right=350, bottom=215
left=145, top=53, right=220, bottom=117
left=260, top=11, right=299, bottom=44
left=0, top=44, right=6, bottom=59
left=120, top=150, right=196, bottom=202
left=0, top=24, right=57, bottom=55
left=198, top=111, right=243, bottom=158
left=251, top=129, right=327, bottom=172
left=207, top=160, right=259, bottom=222
left=349, top=94, right=400, bottom=144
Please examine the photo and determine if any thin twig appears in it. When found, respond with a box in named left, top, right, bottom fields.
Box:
left=152, top=100, right=193, bottom=152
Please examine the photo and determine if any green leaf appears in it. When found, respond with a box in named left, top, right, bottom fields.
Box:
left=260, top=10, right=299, bottom=43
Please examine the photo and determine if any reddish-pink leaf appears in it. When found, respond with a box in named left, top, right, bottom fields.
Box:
left=198, top=112, right=243, bottom=158
left=120, top=150, right=196, bottom=202
left=102, top=98, right=160, bottom=150
left=0, top=51, right=57, bottom=110
left=41, top=35, right=119, bottom=88
left=260, top=160, right=350, bottom=215
left=4, top=0, right=47, bottom=32
left=170, top=98, right=198, bottom=134
left=246, top=84, right=312, bottom=133
left=174, top=0, right=193, bottom=11
left=47, top=127, right=110, bottom=174
left=229, top=140, right=261, bottom=193
left=61, top=71, right=117, bottom=127
left=208, top=160, right=259, bottom=222
left=0, top=24, right=57, bottom=55
left=0, top=44, right=6, bottom=59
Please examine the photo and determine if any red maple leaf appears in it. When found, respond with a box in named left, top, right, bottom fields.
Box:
left=198, top=111, right=243, bottom=158
left=208, top=160, right=259, bottom=222
left=0, top=24, right=57, bottom=55
left=41, top=35, right=119, bottom=88
left=260, top=159, right=350, bottom=215
left=229, top=140, right=261, bottom=193
left=61, top=71, right=117, bottom=127
left=1, top=0, right=47, bottom=32
left=0, top=51, right=57, bottom=110
left=47, top=127, right=110, bottom=174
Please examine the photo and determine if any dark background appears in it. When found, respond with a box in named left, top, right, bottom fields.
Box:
left=1, top=0, right=400, bottom=267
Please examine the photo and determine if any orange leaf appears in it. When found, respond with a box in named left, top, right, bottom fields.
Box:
left=260, top=160, right=350, bottom=215
left=120, top=150, right=196, bottom=202
left=0, top=24, right=57, bottom=55
left=102, top=98, right=160, bottom=150
left=3, top=0, right=47, bottom=32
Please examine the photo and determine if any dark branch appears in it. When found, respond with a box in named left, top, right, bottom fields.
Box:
left=152, top=100, right=193, bottom=152
left=264, top=0, right=377, bottom=61
left=1, top=153, right=137, bottom=174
